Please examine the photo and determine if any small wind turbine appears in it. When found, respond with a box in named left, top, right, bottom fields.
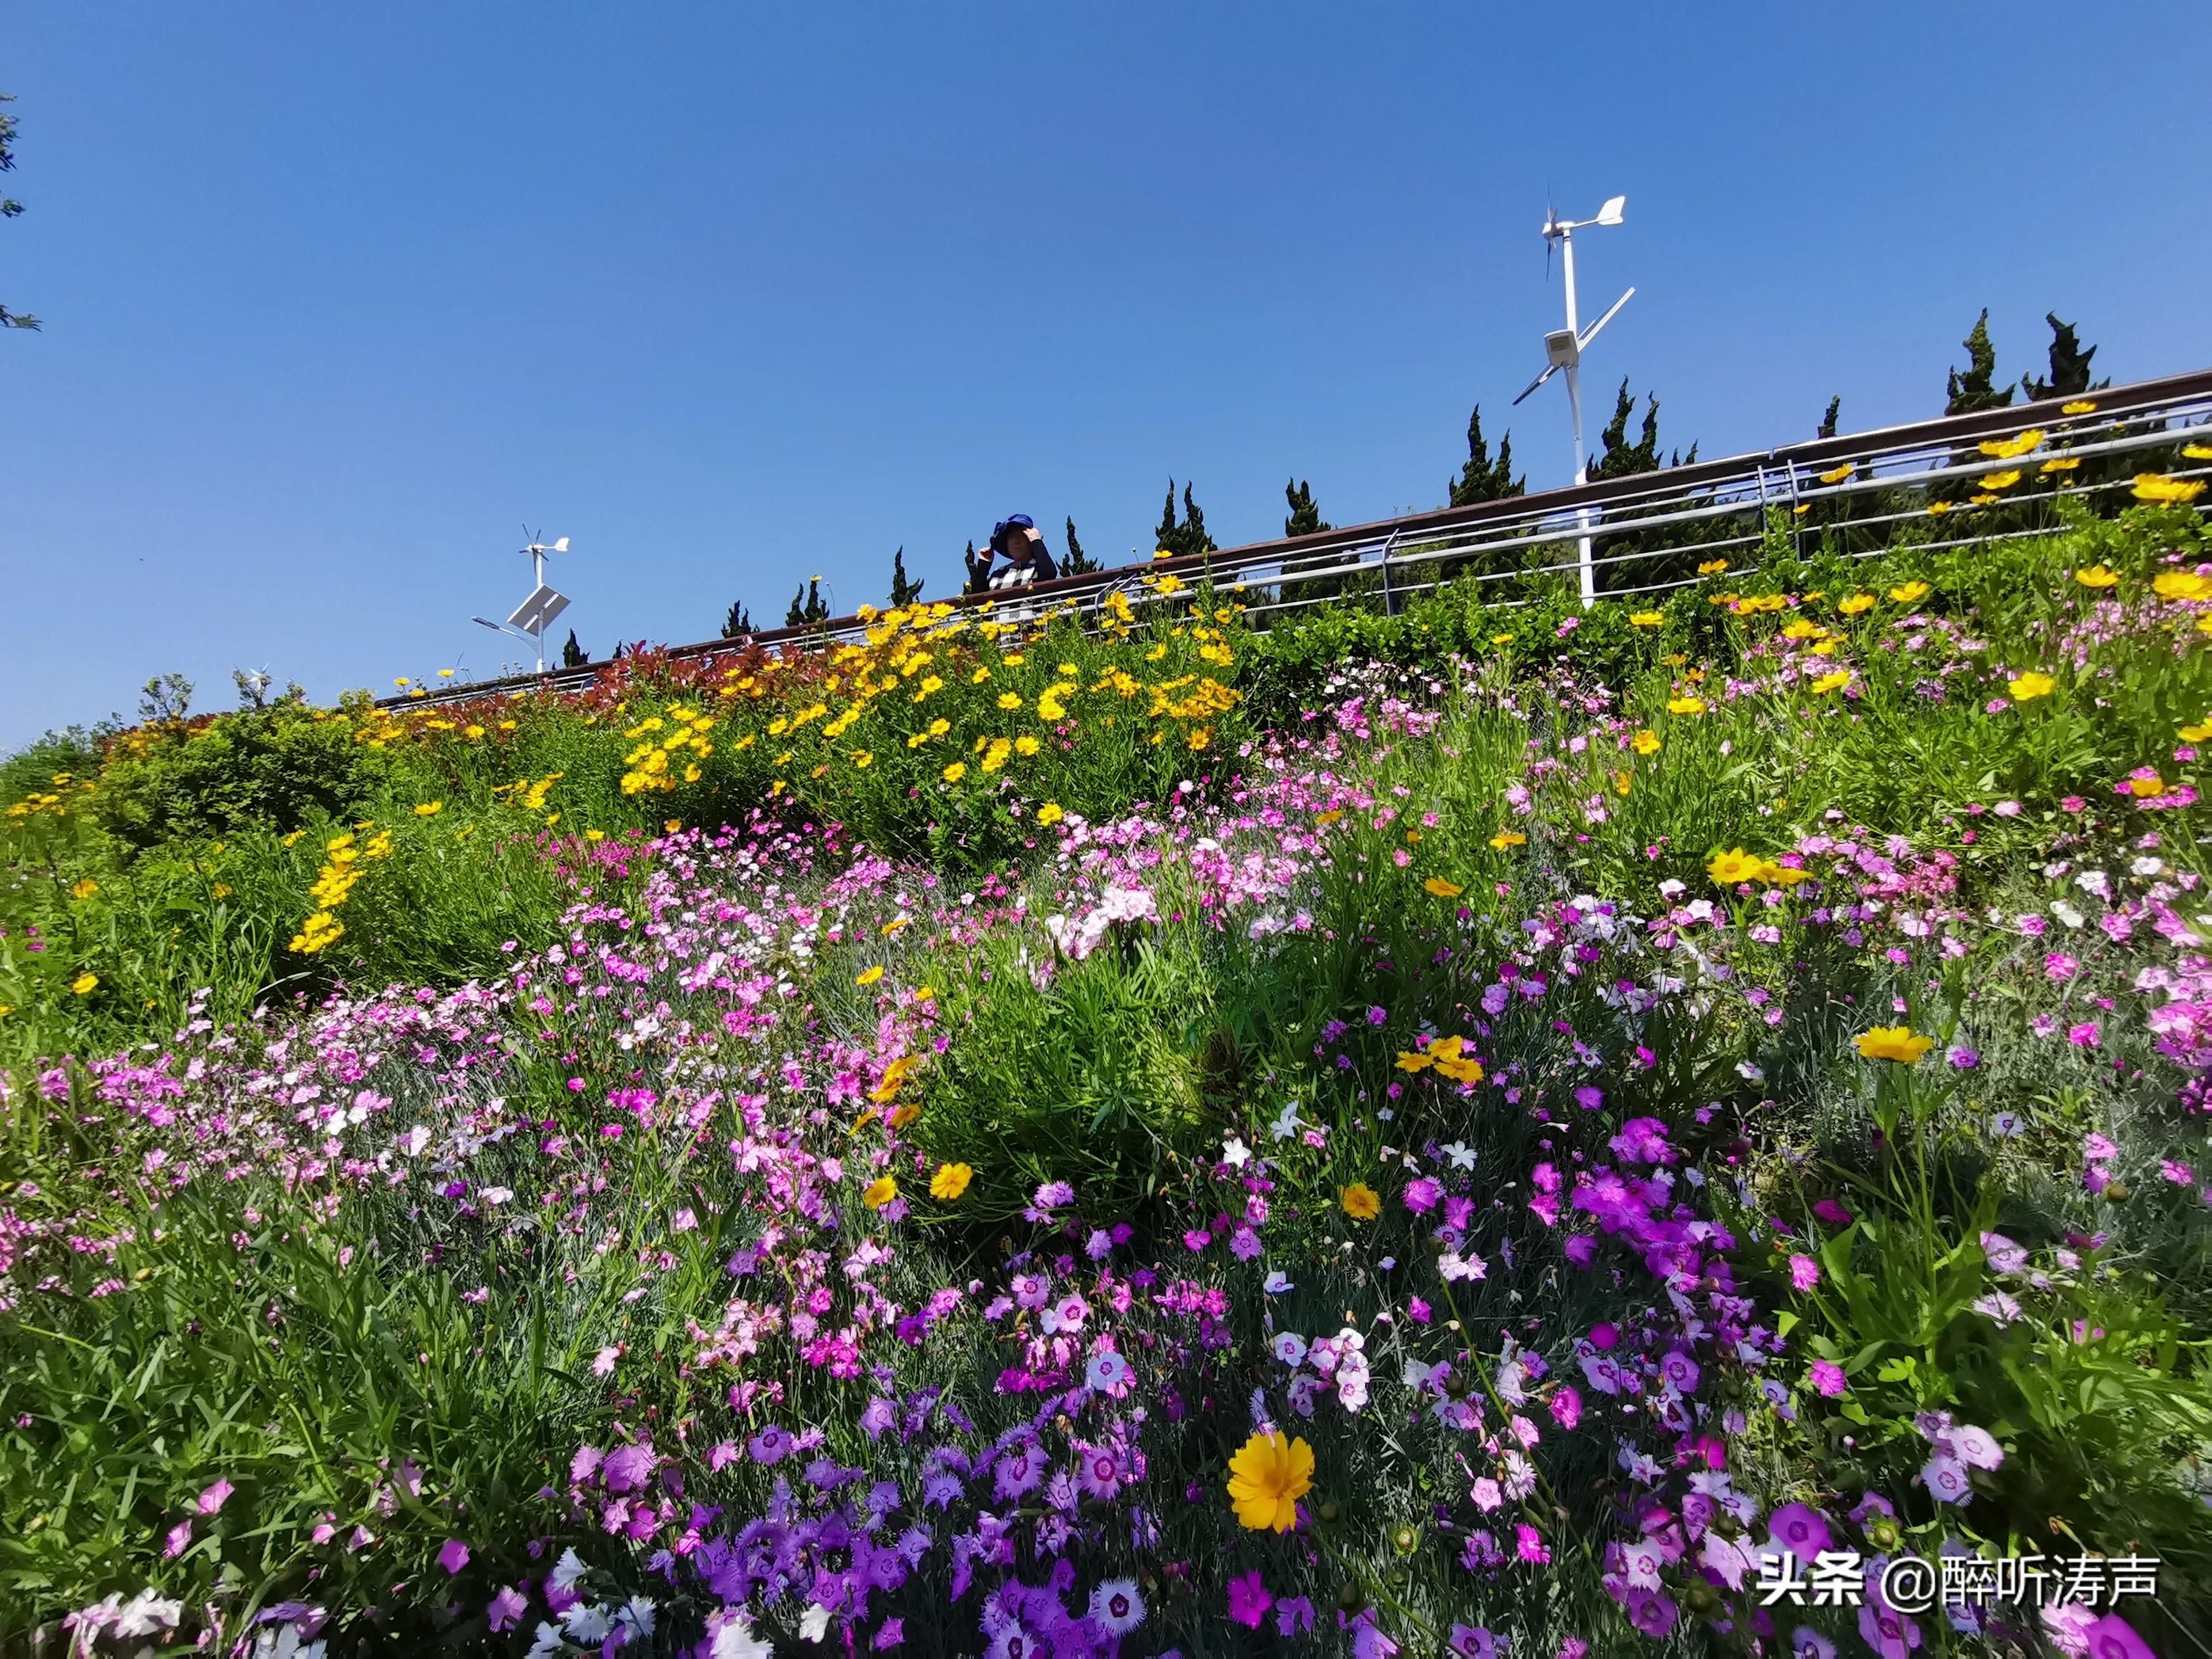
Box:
left=1512, top=194, right=1633, bottom=607
left=473, top=529, right=573, bottom=674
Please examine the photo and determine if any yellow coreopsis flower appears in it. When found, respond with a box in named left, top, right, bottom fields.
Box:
left=1226, top=1430, right=1314, bottom=1533
left=1707, top=848, right=1765, bottom=885
left=1666, top=696, right=1706, bottom=716
left=930, top=1162, right=973, bottom=1201
left=1888, top=581, right=1931, bottom=603
left=68, top=878, right=99, bottom=899
left=1339, top=1183, right=1381, bottom=1221
left=1818, top=462, right=1854, bottom=485
left=941, top=761, right=967, bottom=783
left=2134, top=474, right=2207, bottom=504
left=2062, top=400, right=2097, bottom=415
left=1810, top=671, right=1851, bottom=695
left=1423, top=878, right=1464, bottom=898
left=2152, top=571, right=2212, bottom=603
left=2182, top=720, right=2212, bottom=743
left=1490, top=829, right=1527, bottom=849
left=70, top=972, right=100, bottom=996
left=2184, top=444, right=2212, bottom=462
left=1854, top=1026, right=1933, bottom=1063
left=1838, top=593, right=1875, bottom=615
left=1632, top=729, right=1661, bottom=755
left=413, top=801, right=444, bottom=817
left=1697, top=559, right=1729, bottom=576
left=1927, top=501, right=1952, bottom=516
left=862, top=1176, right=898, bottom=1210
left=1629, top=611, right=1665, bottom=628
left=2007, top=672, right=2055, bottom=701
left=1978, top=470, right=2022, bottom=491
left=1037, top=801, right=1065, bottom=825
left=2074, top=565, right=2120, bottom=588
left=2042, top=456, right=2081, bottom=473
left=2127, top=773, right=2167, bottom=798
left=1979, top=428, right=2045, bottom=459
left=856, top=966, right=885, bottom=987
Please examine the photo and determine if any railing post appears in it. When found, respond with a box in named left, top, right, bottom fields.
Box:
left=1380, top=532, right=1400, bottom=616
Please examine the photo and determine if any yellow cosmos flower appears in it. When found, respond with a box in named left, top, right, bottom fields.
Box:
left=2134, top=474, right=2207, bottom=504
left=1666, top=696, right=1706, bottom=716
left=1697, top=559, right=1729, bottom=576
left=856, top=966, right=885, bottom=986
left=1888, top=581, right=1931, bottom=603
left=1037, top=802, right=1065, bottom=825
left=941, top=761, right=968, bottom=784
left=1629, top=611, right=1666, bottom=628
left=1838, top=593, right=1875, bottom=615
left=2074, top=565, right=2120, bottom=588
left=1423, top=878, right=1464, bottom=898
left=1810, top=671, right=1851, bottom=695
left=862, top=1176, right=898, bottom=1210
left=1631, top=729, right=1661, bottom=755
left=930, top=1163, right=973, bottom=1201
left=1490, top=829, right=1527, bottom=850
left=1854, top=1026, right=1933, bottom=1063
left=2152, top=571, right=2212, bottom=603
left=1707, top=848, right=1764, bottom=885
left=70, top=972, right=100, bottom=996
left=1226, top=1430, right=1314, bottom=1533
left=2007, top=672, right=2055, bottom=701
left=1339, top=1183, right=1381, bottom=1221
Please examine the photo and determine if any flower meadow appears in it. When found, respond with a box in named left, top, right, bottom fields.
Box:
left=7, top=503, right=2212, bottom=1656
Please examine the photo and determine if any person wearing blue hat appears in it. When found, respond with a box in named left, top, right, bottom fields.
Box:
left=966, top=514, right=1059, bottom=594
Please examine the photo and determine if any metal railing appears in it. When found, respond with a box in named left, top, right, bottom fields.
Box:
left=384, top=367, right=2212, bottom=709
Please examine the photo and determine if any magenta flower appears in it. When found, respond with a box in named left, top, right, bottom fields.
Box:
left=1548, top=1385, right=1582, bottom=1429
left=1809, top=1359, right=1847, bottom=1397
left=1788, top=1253, right=1820, bottom=1290
left=195, top=1478, right=234, bottom=1515
left=161, top=1520, right=192, bottom=1559
left=1765, top=1502, right=1833, bottom=1560
left=487, top=1586, right=528, bottom=1632
left=2081, top=1614, right=2156, bottom=1659
left=1226, top=1569, right=1273, bottom=1629
left=438, top=1538, right=471, bottom=1574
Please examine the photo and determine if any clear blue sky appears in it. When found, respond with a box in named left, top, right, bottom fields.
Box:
left=7, top=3, right=2211, bottom=747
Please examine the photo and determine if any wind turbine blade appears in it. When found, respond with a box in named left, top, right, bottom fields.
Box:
left=1576, top=287, right=1635, bottom=351
left=1512, top=364, right=1559, bottom=407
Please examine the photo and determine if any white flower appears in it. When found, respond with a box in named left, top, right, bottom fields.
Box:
left=1090, top=1578, right=1147, bottom=1635
left=1442, top=1141, right=1477, bottom=1169
left=2132, top=855, right=2167, bottom=877
left=1271, top=1331, right=1309, bottom=1366
left=1085, top=1351, right=1131, bottom=1391
left=550, top=1547, right=588, bottom=1591
left=617, top=1598, right=656, bottom=1637
left=1268, top=1101, right=1303, bottom=1140
left=1221, top=1135, right=1252, bottom=1168
left=1438, top=1250, right=1488, bottom=1283
left=113, top=1591, right=184, bottom=1638
left=706, top=1611, right=775, bottom=1659
left=561, top=1603, right=611, bottom=1643
left=526, top=1632, right=567, bottom=1659
left=798, top=1604, right=832, bottom=1642
left=1262, top=1269, right=1294, bottom=1293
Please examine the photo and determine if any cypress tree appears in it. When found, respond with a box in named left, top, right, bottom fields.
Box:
left=962, top=539, right=987, bottom=595
left=1448, top=405, right=1525, bottom=506
left=888, top=546, right=924, bottom=608
left=1944, top=309, right=2014, bottom=415
left=561, top=629, right=589, bottom=668
left=721, top=600, right=754, bottom=638
left=783, top=578, right=830, bottom=628
left=1063, top=516, right=1101, bottom=575
left=1818, top=396, right=1841, bottom=440
left=2022, top=313, right=2105, bottom=401
left=1589, top=380, right=1668, bottom=480
left=1154, top=480, right=1217, bottom=559
left=784, top=585, right=806, bottom=627
left=1284, top=479, right=1330, bottom=537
